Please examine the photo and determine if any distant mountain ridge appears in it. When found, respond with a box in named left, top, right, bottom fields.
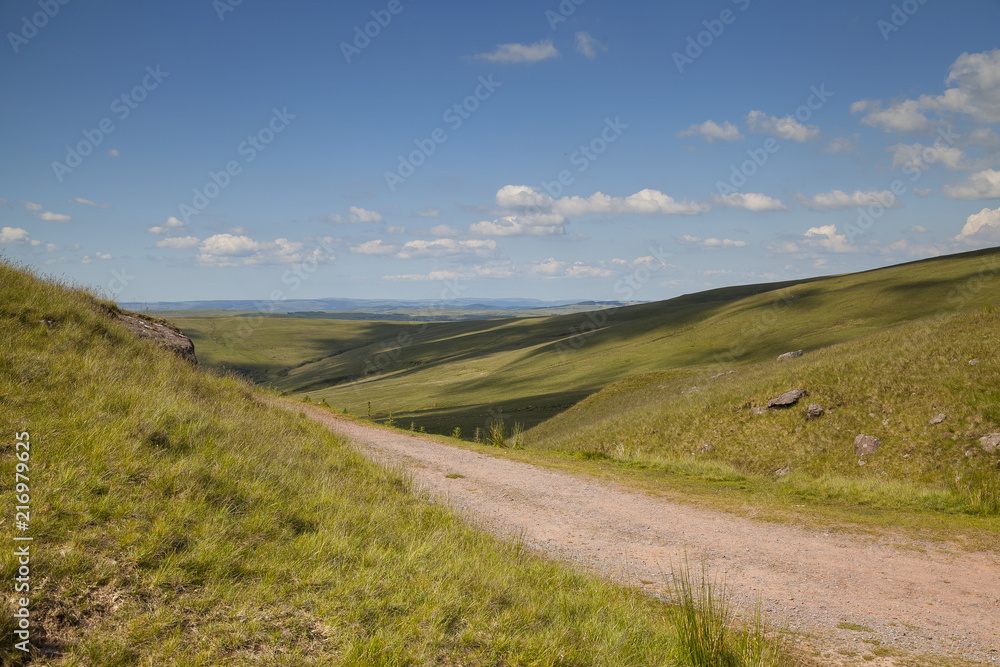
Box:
left=122, top=297, right=630, bottom=312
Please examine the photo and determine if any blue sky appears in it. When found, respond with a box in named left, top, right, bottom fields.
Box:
left=2, top=0, right=1000, bottom=304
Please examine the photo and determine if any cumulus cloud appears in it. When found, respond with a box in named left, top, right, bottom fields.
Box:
left=321, top=206, right=384, bottom=224
left=943, top=169, right=1000, bottom=199
left=196, top=234, right=332, bottom=267
left=148, top=216, right=187, bottom=235
left=95, top=252, right=112, bottom=260
left=804, top=225, right=856, bottom=253
left=552, top=189, right=707, bottom=217
left=956, top=206, right=1000, bottom=242
left=853, top=49, right=1000, bottom=132
left=676, top=235, right=748, bottom=249
left=350, top=240, right=398, bottom=256
left=678, top=120, right=744, bottom=143
left=0, top=227, right=30, bottom=244
left=746, top=110, right=819, bottom=142
left=414, top=207, right=442, bottom=218
left=474, top=40, right=558, bottom=64
left=39, top=212, right=72, bottom=222
left=156, top=236, right=201, bottom=249
left=71, top=197, right=111, bottom=208
left=712, top=192, right=787, bottom=211
left=21, top=201, right=42, bottom=211
left=396, top=238, right=498, bottom=260
left=428, top=224, right=461, bottom=237
left=529, top=258, right=612, bottom=278
left=574, top=32, right=605, bottom=59
left=470, top=215, right=564, bottom=237
left=889, top=142, right=968, bottom=171
left=795, top=189, right=902, bottom=212
left=386, top=226, right=406, bottom=234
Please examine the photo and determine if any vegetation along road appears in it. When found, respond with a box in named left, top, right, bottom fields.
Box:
left=286, top=399, right=1000, bottom=666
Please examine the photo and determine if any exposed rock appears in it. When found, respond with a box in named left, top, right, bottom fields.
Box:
left=700, top=442, right=713, bottom=453
left=751, top=406, right=768, bottom=416
left=965, top=448, right=979, bottom=458
left=775, top=466, right=789, bottom=477
left=854, top=434, right=882, bottom=456
left=806, top=404, right=825, bottom=420
left=777, top=350, right=804, bottom=361
left=929, top=413, right=947, bottom=425
left=980, top=433, right=1000, bottom=454
left=116, top=312, right=197, bottom=364
left=969, top=358, right=980, bottom=366
left=768, top=388, right=806, bottom=408
left=709, top=370, right=737, bottom=380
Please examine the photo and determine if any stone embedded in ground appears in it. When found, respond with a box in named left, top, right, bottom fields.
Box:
left=768, top=388, right=806, bottom=408
left=775, top=466, right=789, bottom=477
left=930, top=413, right=946, bottom=425
left=969, top=358, right=980, bottom=366
left=751, top=406, right=768, bottom=416
left=806, top=404, right=825, bottom=420
left=980, top=433, right=1000, bottom=454
left=854, top=434, right=882, bottom=456
left=966, top=448, right=979, bottom=458
left=700, top=442, right=712, bottom=453
left=777, top=350, right=804, bottom=361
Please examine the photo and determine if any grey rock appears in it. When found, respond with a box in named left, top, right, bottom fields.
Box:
left=929, top=413, right=946, bottom=425
left=751, top=406, right=768, bottom=416
left=768, top=388, right=806, bottom=408
left=116, top=312, right=197, bottom=364
left=806, top=404, right=825, bottom=420
left=969, top=358, right=980, bottom=366
left=777, top=350, right=804, bottom=361
left=854, top=434, right=882, bottom=456
left=775, top=466, right=789, bottom=477
left=980, top=433, right=1000, bottom=454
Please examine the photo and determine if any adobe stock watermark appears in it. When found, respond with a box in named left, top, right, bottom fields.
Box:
left=845, top=124, right=957, bottom=244
left=545, top=0, right=587, bottom=30
left=673, top=0, right=751, bottom=74
left=716, top=84, right=832, bottom=197
left=384, top=75, right=501, bottom=192
left=538, top=117, right=628, bottom=200
left=213, top=0, right=243, bottom=22
left=51, top=65, right=169, bottom=182
left=878, top=0, right=929, bottom=41
left=341, top=0, right=414, bottom=64
left=175, top=107, right=295, bottom=223
left=7, top=0, right=70, bottom=54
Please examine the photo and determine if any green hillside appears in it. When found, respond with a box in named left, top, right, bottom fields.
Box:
left=177, top=247, right=1000, bottom=441
left=0, top=259, right=789, bottom=665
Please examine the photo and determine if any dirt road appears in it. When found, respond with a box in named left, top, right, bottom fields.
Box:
left=291, top=401, right=999, bottom=665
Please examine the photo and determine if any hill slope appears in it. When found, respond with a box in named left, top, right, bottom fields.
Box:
left=0, top=259, right=787, bottom=665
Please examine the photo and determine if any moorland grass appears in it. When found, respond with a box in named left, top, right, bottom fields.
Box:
left=0, top=259, right=792, bottom=665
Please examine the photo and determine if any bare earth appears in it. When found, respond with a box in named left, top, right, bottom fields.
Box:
left=291, top=401, right=1000, bottom=665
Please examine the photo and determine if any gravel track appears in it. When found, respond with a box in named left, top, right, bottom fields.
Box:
left=289, top=401, right=999, bottom=665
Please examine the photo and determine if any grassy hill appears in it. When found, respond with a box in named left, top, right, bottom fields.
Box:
left=177, top=247, right=1000, bottom=438
left=0, top=259, right=789, bottom=665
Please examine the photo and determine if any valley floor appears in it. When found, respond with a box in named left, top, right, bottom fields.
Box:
left=286, top=399, right=1000, bottom=667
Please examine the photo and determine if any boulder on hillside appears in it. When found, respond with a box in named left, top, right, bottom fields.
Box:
left=929, top=413, right=947, bottom=425
left=805, top=404, right=825, bottom=420
left=116, top=312, right=197, bottom=364
left=854, top=434, right=882, bottom=456
left=768, top=388, right=806, bottom=408
left=980, top=433, right=1000, bottom=454
left=777, top=350, right=804, bottom=361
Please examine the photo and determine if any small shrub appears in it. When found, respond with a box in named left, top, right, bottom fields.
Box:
left=451, top=427, right=461, bottom=439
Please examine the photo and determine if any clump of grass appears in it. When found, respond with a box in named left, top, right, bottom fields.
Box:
left=488, top=419, right=506, bottom=448
left=668, top=560, right=788, bottom=666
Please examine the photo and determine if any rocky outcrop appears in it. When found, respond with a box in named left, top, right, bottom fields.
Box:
left=854, top=434, right=882, bottom=456
left=805, top=404, right=825, bottom=420
left=980, top=433, right=1000, bottom=454
left=768, top=388, right=806, bottom=408
left=116, top=312, right=196, bottom=364
left=777, top=350, right=803, bottom=361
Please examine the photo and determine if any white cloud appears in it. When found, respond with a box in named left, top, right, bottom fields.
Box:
left=196, top=234, right=331, bottom=267
left=824, top=136, right=856, bottom=153
left=678, top=120, right=744, bottom=143
left=470, top=215, right=564, bottom=237
left=148, top=216, right=187, bottom=235
left=414, top=207, right=442, bottom=218
left=156, top=236, right=201, bottom=249
left=853, top=50, right=1000, bottom=132
left=552, top=189, right=707, bottom=217
left=0, top=227, right=30, bottom=244
left=529, top=258, right=612, bottom=279
left=386, top=226, right=406, bottom=234
left=574, top=32, right=605, bottom=59
left=943, top=169, right=1000, bottom=199
left=322, top=206, right=385, bottom=224
left=496, top=184, right=553, bottom=210
left=677, top=235, right=748, bottom=249
left=746, top=110, right=819, bottom=142
left=428, top=224, right=461, bottom=237
left=95, top=252, right=112, bottom=260
left=889, top=142, right=968, bottom=171
left=21, top=201, right=42, bottom=211
left=81, top=256, right=92, bottom=264
left=804, top=225, right=856, bottom=253
left=108, top=149, right=120, bottom=158
left=397, top=238, right=498, bottom=259
left=909, top=225, right=928, bottom=233
left=712, top=192, right=787, bottom=211
left=853, top=99, right=932, bottom=133
left=350, top=240, right=398, bottom=256
left=795, top=189, right=902, bottom=212
left=37, top=211, right=72, bottom=222
left=71, top=197, right=111, bottom=208
left=956, top=206, right=1000, bottom=242
left=474, top=40, right=558, bottom=64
